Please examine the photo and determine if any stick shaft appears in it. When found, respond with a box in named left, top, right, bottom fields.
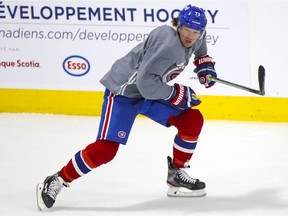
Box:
left=212, top=77, right=263, bottom=95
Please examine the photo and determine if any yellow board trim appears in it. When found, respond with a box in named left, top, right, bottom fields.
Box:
left=0, top=88, right=104, bottom=116
left=0, top=88, right=287, bottom=122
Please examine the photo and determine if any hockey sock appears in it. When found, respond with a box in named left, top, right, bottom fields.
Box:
left=173, top=135, right=198, bottom=168
left=59, top=140, right=119, bottom=183
left=167, top=109, right=203, bottom=168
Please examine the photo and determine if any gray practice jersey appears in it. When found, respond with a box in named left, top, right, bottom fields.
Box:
left=100, top=24, right=207, bottom=100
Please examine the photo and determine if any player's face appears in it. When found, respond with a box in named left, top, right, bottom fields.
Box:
left=178, top=25, right=202, bottom=48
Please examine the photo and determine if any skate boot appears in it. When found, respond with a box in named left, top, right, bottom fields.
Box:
left=166, top=156, right=206, bottom=197
left=36, top=173, right=69, bottom=210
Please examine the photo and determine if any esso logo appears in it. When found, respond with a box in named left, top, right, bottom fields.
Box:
left=63, top=55, right=90, bottom=76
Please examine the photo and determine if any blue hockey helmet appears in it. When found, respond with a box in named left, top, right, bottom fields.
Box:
left=178, top=5, right=207, bottom=31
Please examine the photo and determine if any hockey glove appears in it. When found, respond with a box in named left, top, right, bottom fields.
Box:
left=194, top=55, right=217, bottom=88
left=165, top=83, right=201, bottom=109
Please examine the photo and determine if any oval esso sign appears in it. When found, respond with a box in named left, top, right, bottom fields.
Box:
left=63, top=55, right=90, bottom=76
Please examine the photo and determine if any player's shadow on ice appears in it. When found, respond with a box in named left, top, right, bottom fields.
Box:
left=55, top=189, right=287, bottom=213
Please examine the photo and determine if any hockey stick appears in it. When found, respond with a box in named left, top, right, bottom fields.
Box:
left=192, top=65, right=266, bottom=96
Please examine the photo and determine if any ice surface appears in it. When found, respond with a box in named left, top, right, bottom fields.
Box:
left=0, top=113, right=287, bottom=216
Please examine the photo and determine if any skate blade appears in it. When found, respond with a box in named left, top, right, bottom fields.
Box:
left=167, top=186, right=206, bottom=197
left=36, top=183, right=47, bottom=211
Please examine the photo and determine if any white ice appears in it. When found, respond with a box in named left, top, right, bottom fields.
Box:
left=0, top=113, right=288, bottom=216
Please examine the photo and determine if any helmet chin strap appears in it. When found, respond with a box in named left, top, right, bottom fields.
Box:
left=198, top=30, right=206, bottom=40
left=176, top=21, right=182, bottom=29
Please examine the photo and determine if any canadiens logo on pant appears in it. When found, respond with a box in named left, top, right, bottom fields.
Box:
left=118, top=131, right=126, bottom=138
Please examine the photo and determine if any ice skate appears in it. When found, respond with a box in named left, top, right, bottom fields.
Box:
left=36, top=173, right=69, bottom=210
left=166, top=156, right=206, bottom=197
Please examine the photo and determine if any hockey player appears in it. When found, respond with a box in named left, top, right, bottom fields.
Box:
left=36, top=4, right=217, bottom=210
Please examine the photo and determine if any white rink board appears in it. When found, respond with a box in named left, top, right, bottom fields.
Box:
left=0, top=1, right=249, bottom=95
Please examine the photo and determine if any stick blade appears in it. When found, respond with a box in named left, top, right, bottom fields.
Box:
left=258, top=65, right=265, bottom=96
